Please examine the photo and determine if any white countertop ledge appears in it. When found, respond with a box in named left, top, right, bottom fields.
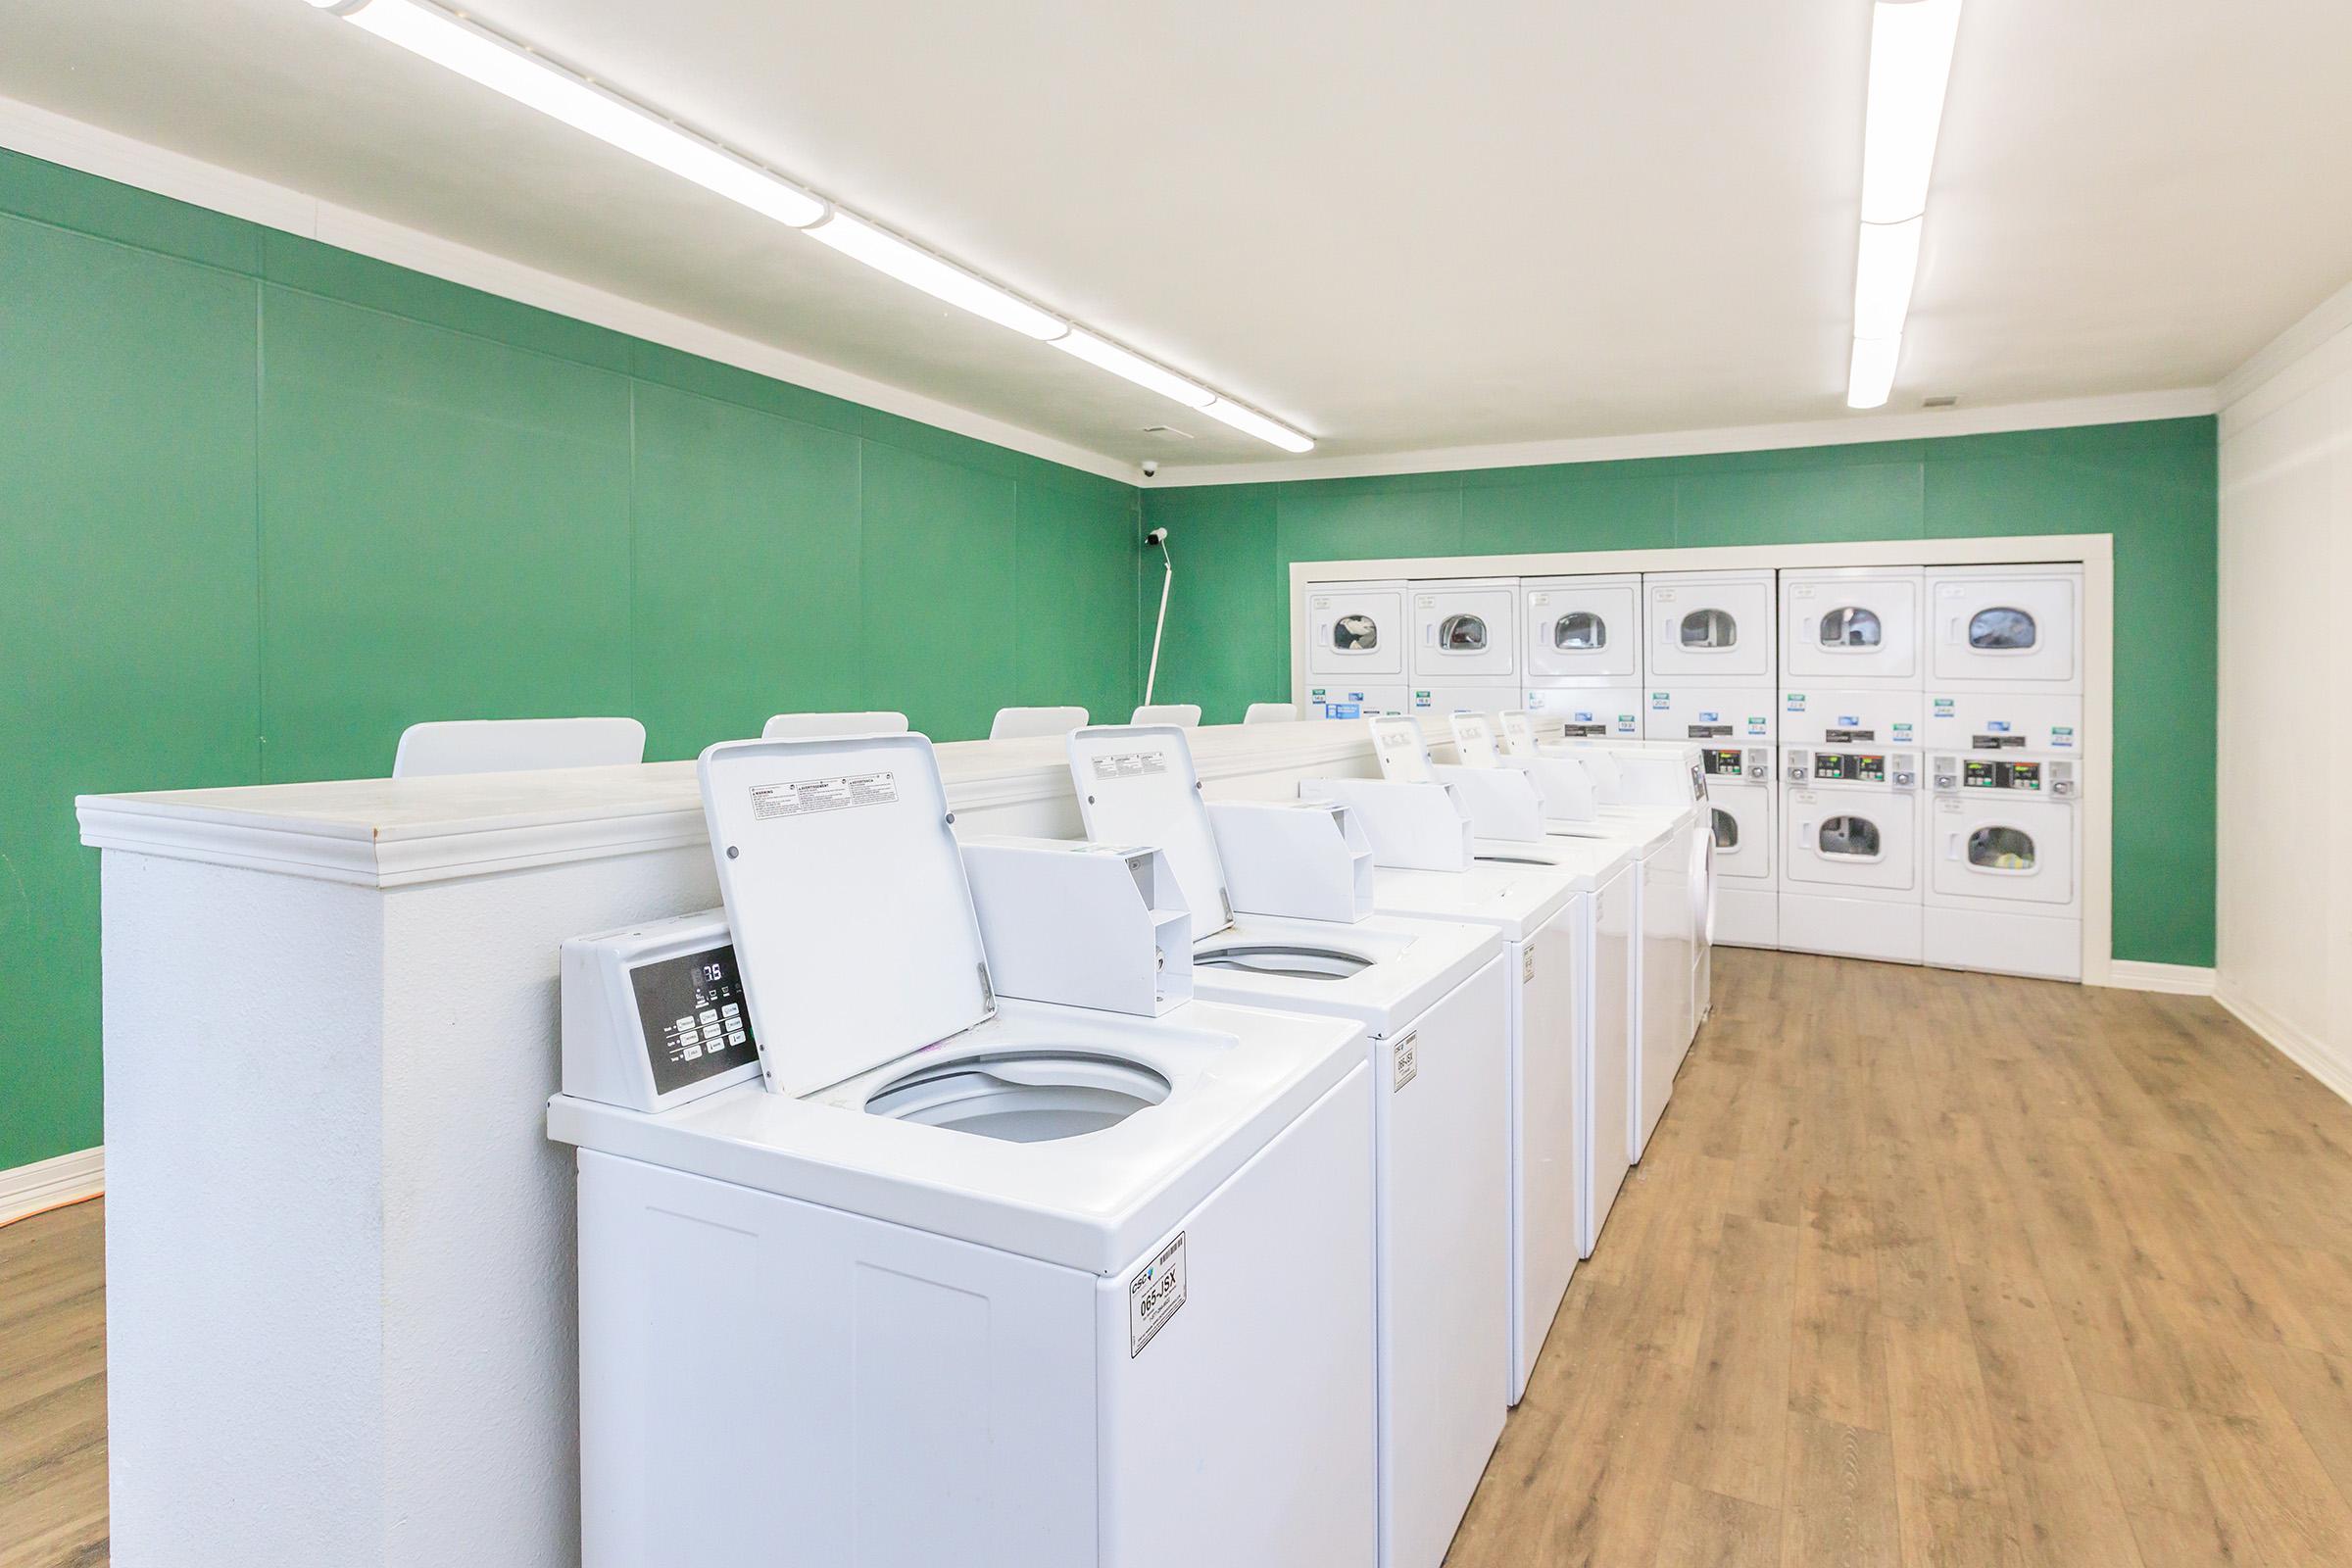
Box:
left=75, top=723, right=1392, bottom=888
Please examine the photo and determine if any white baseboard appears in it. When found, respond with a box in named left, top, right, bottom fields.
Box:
left=2215, top=980, right=2352, bottom=1109
left=0, top=1145, right=105, bottom=1224
left=2103, top=959, right=2218, bottom=996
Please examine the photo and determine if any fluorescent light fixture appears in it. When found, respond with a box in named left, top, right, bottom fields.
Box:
left=305, top=0, right=1316, bottom=451
left=1852, top=217, right=1924, bottom=341
left=313, top=0, right=826, bottom=228
left=1200, top=398, right=1315, bottom=454
left=1847, top=335, right=1901, bottom=410
left=1861, top=0, right=1964, bottom=223
left=806, top=212, right=1066, bottom=341
left=1051, top=329, right=1217, bottom=409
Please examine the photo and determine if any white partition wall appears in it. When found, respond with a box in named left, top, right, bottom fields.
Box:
left=2216, top=285, right=2352, bottom=1104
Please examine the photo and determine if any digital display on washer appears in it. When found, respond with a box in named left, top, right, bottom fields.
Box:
left=629, top=944, right=760, bottom=1096
left=1700, top=748, right=1743, bottom=776
left=1962, top=760, right=2041, bottom=792
left=1812, top=752, right=1886, bottom=783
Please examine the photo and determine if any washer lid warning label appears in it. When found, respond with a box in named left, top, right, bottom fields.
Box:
left=1090, top=750, right=1170, bottom=781
left=750, top=772, right=898, bottom=820
left=1392, top=1030, right=1419, bottom=1092
left=1129, top=1232, right=1187, bottom=1357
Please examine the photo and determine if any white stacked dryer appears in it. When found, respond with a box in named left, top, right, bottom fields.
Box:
left=1780, top=566, right=1926, bottom=754
left=1697, top=742, right=1776, bottom=949
left=1926, top=752, right=2083, bottom=980
left=1520, top=574, right=1643, bottom=739
left=1643, top=569, right=1778, bottom=748
left=1304, top=578, right=1410, bottom=720
left=1781, top=744, right=1925, bottom=963
left=1410, top=577, right=1519, bottom=721
left=1924, top=564, right=2084, bottom=755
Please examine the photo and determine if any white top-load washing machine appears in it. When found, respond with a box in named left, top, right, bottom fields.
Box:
left=1779, top=566, right=1925, bottom=750
left=1290, top=771, right=1604, bottom=1406
left=1542, top=733, right=1716, bottom=1057
left=1425, top=713, right=1693, bottom=1167
left=1925, top=750, right=2083, bottom=981
left=1780, top=744, right=1926, bottom=965
left=1408, top=576, right=1519, bottom=722
left=1925, top=564, right=2084, bottom=754
left=548, top=732, right=1380, bottom=1568
left=1520, top=574, right=1644, bottom=739
left=1643, top=568, right=1778, bottom=746
left=1066, top=724, right=1508, bottom=1568
left=1304, top=578, right=1410, bottom=720
left=1359, top=718, right=1639, bottom=1258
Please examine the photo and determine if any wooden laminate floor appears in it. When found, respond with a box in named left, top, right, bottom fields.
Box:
left=7, top=950, right=2352, bottom=1568
left=1449, top=949, right=2352, bottom=1568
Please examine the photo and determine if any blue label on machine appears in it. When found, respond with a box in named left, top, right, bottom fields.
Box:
left=1327, top=703, right=1361, bottom=718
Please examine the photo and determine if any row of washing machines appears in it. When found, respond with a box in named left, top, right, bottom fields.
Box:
left=543, top=713, right=1715, bottom=1568
left=1302, top=564, right=2086, bottom=982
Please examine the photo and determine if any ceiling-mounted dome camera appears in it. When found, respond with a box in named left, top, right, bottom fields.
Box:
left=1141, top=460, right=1159, bottom=478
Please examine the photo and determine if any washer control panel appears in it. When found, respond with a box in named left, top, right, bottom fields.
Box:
left=1786, top=749, right=1919, bottom=791
left=561, top=909, right=768, bottom=1112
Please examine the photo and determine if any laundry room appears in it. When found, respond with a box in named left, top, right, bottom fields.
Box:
left=3, top=4, right=2349, bottom=1567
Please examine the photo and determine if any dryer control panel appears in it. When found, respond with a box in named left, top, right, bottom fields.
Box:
left=1701, top=746, right=1772, bottom=781
left=1931, top=755, right=2076, bottom=799
left=1786, top=749, right=1919, bottom=790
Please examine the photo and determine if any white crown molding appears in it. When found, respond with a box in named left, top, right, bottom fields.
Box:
left=2102, top=959, right=2216, bottom=997
left=2219, top=274, right=2352, bottom=410
left=0, top=93, right=1141, bottom=486
left=0, top=1145, right=104, bottom=1224
left=1149, top=387, right=2222, bottom=488
left=2216, top=978, right=2352, bottom=1110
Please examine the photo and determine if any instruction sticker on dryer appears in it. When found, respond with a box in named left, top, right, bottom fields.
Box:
left=1392, top=1030, right=1420, bottom=1092
left=1128, top=1232, right=1187, bottom=1357
left=1089, top=751, right=1170, bottom=781
left=749, top=772, right=898, bottom=820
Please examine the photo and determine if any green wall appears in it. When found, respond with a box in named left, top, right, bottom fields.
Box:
left=1140, top=420, right=2220, bottom=969
left=0, top=151, right=1141, bottom=1172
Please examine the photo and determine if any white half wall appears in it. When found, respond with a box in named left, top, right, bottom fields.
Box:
left=2216, top=278, right=2352, bottom=1105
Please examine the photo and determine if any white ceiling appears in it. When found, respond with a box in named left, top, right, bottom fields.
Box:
left=4, top=0, right=2348, bottom=472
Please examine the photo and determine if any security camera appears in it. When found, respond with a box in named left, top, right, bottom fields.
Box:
left=1141, top=460, right=1159, bottom=478
left=1144, top=526, right=1169, bottom=547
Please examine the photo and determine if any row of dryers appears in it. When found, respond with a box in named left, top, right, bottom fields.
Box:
left=544, top=715, right=1714, bottom=1568
left=1300, top=564, right=2085, bottom=754
left=1304, top=562, right=2086, bottom=982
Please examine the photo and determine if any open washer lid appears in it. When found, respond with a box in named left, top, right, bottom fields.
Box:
left=1068, top=724, right=1237, bottom=938
left=700, top=733, right=995, bottom=1096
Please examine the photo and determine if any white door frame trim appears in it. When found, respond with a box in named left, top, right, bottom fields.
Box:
left=1287, top=532, right=2118, bottom=987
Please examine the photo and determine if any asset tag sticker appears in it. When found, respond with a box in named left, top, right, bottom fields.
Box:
left=1392, top=1030, right=1419, bottom=1092
left=1090, top=750, right=1170, bottom=781
left=1129, top=1233, right=1187, bottom=1357
left=750, top=771, right=898, bottom=820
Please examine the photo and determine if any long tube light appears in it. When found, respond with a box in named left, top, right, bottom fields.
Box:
left=804, top=212, right=1065, bottom=341
left=1847, top=0, right=1963, bottom=410
left=303, top=0, right=1313, bottom=453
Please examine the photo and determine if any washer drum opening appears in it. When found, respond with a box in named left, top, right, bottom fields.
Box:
left=864, top=1051, right=1173, bottom=1143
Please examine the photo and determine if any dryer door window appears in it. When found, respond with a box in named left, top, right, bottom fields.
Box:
left=1821, top=607, right=1883, bottom=648
left=1681, top=609, right=1739, bottom=650
left=1819, top=814, right=1883, bottom=861
left=1439, top=613, right=1489, bottom=653
left=1333, top=613, right=1380, bottom=653
left=1308, top=588, right=1405, bottom=677
left=1711, top=807, right=1739, bottom=850
left=1968, top=608, right=2037, bottom=652
left=1555, top=611, right=1607, bottom=651
left=1967, top=824, right=2036, bottom=869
